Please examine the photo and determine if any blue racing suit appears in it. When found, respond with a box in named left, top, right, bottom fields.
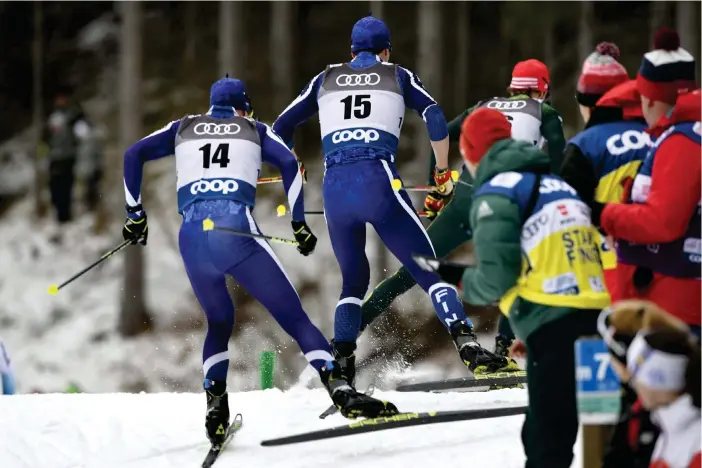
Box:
left=273, top=52, right=469, bottom=343
left=123, top=106, right=333, bottom=382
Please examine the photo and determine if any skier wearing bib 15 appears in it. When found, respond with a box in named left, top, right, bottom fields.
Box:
left=122, top=77, right=395, bottom=444
left=359, top=58, right=564, bottom=366
left=273, top=16, right=498, bottom=384
left=417, top=108, right=610, bottom=468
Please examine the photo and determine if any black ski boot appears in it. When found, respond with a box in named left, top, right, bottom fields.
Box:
left=331, top=340, right=356, bottom=385
left=204, top=379, right=230, bottom=445
left=450, top=320, right=516, bottom=374
left=320, top=360, right=398, bottom=419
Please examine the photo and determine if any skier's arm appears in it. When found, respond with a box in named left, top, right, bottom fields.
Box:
left=258, top=122, right=305, bottom=222
left=272, top=71, right=324, bottom=149
left=426, top=108, right=474, bottom=183
left=560, top=143, right=598, bottom=207
left=541, top=103, right=566, bottom=174
left=601, top=135, right=701, bottom=243
left=123, top=119, right=180, bottom=218
left=461, top=195, right=523, bottom=305
left=398, top=66, right=449, bottom=168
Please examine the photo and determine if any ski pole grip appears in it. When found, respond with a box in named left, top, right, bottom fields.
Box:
left=259, top=351, right=275, bottom=390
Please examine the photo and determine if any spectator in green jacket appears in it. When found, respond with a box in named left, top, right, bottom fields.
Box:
left=419, top=107, right=610, bottom=468
left=359, top=59, right=565, bottom=362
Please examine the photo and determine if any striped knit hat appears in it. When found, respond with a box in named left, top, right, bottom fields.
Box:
left=509, top=59, right=550, bottom=93
left=576, top=42, right=629, bottom=107
left=637, top=27, right=697, bottom=105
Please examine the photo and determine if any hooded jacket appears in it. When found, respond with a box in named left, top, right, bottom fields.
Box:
left=561, top=80, right=651, bottom=297
left=600, top=90, right=701, bottom=326
left=460, top=139, right=610, bottom=338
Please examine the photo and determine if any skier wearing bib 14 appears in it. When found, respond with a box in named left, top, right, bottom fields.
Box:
left=359, top=58, right=565, bottom=366
left=121, top=77, right=394, bottom=445
left=273, top=16, right=499, bottom=384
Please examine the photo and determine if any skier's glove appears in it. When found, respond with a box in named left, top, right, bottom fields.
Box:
left=122, top=209, right=148, bottom=246
left=424, top=193, right=449, bottom=221
left=292, top=220, right=317, bottom=256
left=432, top=167, right=454, bottom=197
left=413, top=254, right=466, bottom=286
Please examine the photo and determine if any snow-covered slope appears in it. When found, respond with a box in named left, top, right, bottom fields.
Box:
left=0, top=388, right=586, bottom=468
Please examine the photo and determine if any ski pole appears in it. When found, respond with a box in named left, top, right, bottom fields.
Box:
left=47, top=239, right=132, bottom=296
left=275, top=205, right=431, bottom=218
left=257, top=176, right=284, bottom=184
left=202, top=218, right=299, bottom=246
left=390, top=170, right=461, bottom=192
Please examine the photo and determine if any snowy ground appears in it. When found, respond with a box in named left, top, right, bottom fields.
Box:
left=0, top=388, right=586, bottom=468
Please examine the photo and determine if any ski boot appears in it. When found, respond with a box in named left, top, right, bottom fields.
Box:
left=204, top=379, right=230, bottom=445
left=320, top=360, right=398, bottom=419
left=450, top=320, right=516, bottom=375
left=331, top=340, right=356, bottom=385
left=494, top=333, right=513, bottom=360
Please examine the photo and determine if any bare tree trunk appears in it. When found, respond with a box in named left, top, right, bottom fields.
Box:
left=453, top=2, right=469, bottom=108
left=183, top=1, right=197, bottom=66
left=415, top=1, right=442, bottom=165
left=650, top=1, right=669, bottom=44
left=543, top=15, right=557, bottom=107
left=219, top=1, right=244, bottom=78
left=32, top=2, right=45, bottom=218
left=270, top=1, right=294, bottom=111
left=578, top=1, right=594, bottom=66
left=369, top=1, right=384, bottom=19
left=676, top=1, right=698, bottom=63
left=119, top=1, right=151, bottom=337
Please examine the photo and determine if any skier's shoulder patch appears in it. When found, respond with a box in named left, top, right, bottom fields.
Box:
left=476, top=200, right=494, bottom=220
left=489, top=172, right=523, bottom=189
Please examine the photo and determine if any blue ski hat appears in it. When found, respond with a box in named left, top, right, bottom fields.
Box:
left=351, top=16, right=391, bottom=54
left=209, top=76, right=252, bottom=113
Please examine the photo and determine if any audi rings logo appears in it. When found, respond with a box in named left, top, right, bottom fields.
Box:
left=332, top=129, right=380, bottom=144
left=193, top=123, right=241, bottom=136
left=335, top=73, right=381, bottom=87
left=486, top=100, right=527, bottom=111
left=190, top=179, right=239, bottom=195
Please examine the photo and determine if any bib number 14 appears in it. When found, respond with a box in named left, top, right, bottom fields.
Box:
left=200, top=143, right=230, bottom=168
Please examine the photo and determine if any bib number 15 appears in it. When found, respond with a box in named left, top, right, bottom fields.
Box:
left=340, top=95, right=371, bottom=119
left=200, top=143, right=230, bottom=168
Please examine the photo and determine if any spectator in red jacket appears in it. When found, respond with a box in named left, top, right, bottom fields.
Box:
left=594, top=28, right=700, bottom=331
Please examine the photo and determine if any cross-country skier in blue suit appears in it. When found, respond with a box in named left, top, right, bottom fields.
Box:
left=122, top=77, right=397, bottom=445
left=0, top=337, right=15, bottom=395
left=273, top=16, right=502, bottom=384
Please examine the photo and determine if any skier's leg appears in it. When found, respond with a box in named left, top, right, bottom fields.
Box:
left=371, top=162, right=511, bottom=373
left=360, top=183, right=473, bottom=331
left=178, top=220, right=234, bottom=444
left=225, top=241, right=333, bottom=373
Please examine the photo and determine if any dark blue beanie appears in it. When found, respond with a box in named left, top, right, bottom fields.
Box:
left=209, top=77, right=251, bottom=112
left=351, top=16, right=391, bottom=54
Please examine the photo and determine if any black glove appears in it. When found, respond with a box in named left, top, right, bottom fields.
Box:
left=413, top=254, right=466, bottom=286
left=590, top=201, right=606, bottom=229
left=291, top=220, right=317, bottom=256
left=123, top=213, right=148, bottom=246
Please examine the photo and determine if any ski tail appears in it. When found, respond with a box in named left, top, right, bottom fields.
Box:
left=395, top=371, right=526, bottom=392
left=262, top=406, right=527, bottom=447
left=202, top=414, right=243, bottom=468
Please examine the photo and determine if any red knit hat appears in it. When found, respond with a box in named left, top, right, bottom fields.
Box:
left=637, top=27, right=697, bottom=104
left=460, top=108, right=512, bottom=165
left=509, top=59, right=550, bottom=93
left=576, top=42, right=629, bottom=106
